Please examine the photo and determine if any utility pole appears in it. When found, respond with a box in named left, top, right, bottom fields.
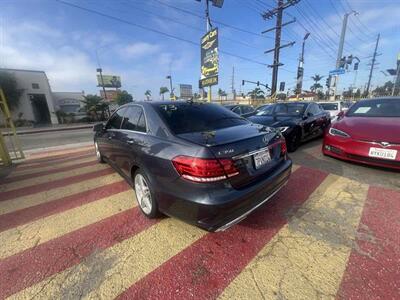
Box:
left=366, top=34, right=380, bottom=96
left=392, top=57, right=400, bottom=96
left=166, top=75, right=174, bottom=100
left=262, top=0, right=299, bottom=98
left=331, top=11, right=358, bottom=99
left=231, top=66, right=236, bottom=101
left=295, top=32, right=310, bottom=95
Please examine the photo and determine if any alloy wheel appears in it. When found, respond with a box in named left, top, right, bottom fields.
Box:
left=134, top=174, right=152, bottom=215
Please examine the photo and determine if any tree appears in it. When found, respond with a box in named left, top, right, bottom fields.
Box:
left=115, top=90, right=133, bottom=106
left=0, top=71, right=24, bottom=111
left=247, top=88, right=265, bottom=100
left=193, top=92, right=201, bottom=100
left=144, top=90, right=152, bottom=101
left=373, top=81, right=394, bottom=97
left=310, top=74, right=324, bottom=92
left=81, top=94, right=108, bottom=121
left=159, top=87, right=169, bottom=100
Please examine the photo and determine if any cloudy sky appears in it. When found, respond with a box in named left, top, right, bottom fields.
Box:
left=1, top=0, right=399, bottom=99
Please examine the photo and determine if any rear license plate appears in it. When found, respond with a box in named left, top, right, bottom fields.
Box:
left=368, top=147, right=397, bottom=160
left=253, top=149, right=272, bottom=169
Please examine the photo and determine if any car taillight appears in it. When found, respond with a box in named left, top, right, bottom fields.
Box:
left=172, top=156, right=239, bottom=183
left=280, top=139, right=287, bottom=156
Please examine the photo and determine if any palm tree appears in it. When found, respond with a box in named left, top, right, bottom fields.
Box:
left=144, top=90, right=152, bottom=101
left=217, top=88, right=227, bottom=103
left=247, top=88, right=265, bottom=100
left=159, top=87, right=169, bottom=100
left=310, top=74, right=324, bottom=92
left=81, top=94, right=108, bottom=121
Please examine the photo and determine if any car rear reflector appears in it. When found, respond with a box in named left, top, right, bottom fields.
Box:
left=172, top=156, right=239, bottom=182
left=280, top=139, right=287, bottom=156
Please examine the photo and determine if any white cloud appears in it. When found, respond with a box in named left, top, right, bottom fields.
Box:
left=117, top=42, right=160, bottom=59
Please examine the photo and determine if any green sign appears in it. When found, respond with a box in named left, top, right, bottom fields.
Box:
left=199, top=75, right=218, bottom=88
left=97, top=75, right=121, bottom=88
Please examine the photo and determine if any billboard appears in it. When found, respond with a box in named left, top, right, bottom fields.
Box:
left=201, top=28, right=219, bottom=87
left=97, top=75, right=121, bottom=88
left=100, top=90, right=119, bottom=101
left=179, top=84, right=193, bottom=99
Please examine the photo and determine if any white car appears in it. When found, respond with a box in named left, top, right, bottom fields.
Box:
left=317, top=101, right=349, bottom=120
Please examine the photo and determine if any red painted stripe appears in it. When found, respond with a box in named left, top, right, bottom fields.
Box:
left=24, top=149, right=93, bottom=164
left=118, top=166, right=328, bottom=300
left=337, top=186, right=400, bottom=300
left=1, top=160, right=98, bottom=184
left=14, top=152, right=93, bottom=171
left=0, top=208, right=157, bottom=299
left=0, top=181, right=129, bottom=232
left=0, top=168, right=114, bottom=202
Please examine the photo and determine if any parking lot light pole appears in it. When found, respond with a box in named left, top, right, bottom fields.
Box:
left=96, top=68, right=108, bottom=101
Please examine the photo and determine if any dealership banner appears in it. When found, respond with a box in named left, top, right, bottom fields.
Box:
left=199, top=75, right=218, bottom=89
left=97, top=75, right=122, bottom=88
left=201, top=28, right=219, bottom=87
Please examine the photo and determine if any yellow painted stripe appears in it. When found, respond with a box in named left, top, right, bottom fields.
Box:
left=219, top=175, right=368, bottom=300
left=0, top=173, right=123, bottom=216
left=10, top=219, right=205, bottom=300
left=7, top=156, right=96, bottom=177
left=25, top=146, right=94, bottom=160
left=292, top=164, right=300, bottom=172
left=0, top=164, right=109, bottom=192
left=0, top=190, right=136, bottom=260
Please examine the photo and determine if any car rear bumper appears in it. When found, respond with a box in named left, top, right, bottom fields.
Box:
left=323, top=134, right=400, bottom=170
left=156, top=159, right=292, bottom=231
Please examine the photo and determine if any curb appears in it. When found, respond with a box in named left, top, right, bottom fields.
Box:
left=2, top=124, right=94, bottom=136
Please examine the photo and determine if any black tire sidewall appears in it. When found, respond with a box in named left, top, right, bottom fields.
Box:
left=134, top=170, right=158, bottom=218
left=287, top=130, right=300, bottom=152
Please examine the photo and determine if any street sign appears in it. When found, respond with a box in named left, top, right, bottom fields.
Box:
left=329, top=69, right=345, bottom=76
left=199, top=75, right=218, bottom=88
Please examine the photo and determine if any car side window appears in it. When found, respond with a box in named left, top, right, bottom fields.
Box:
left=136, top=111, right=147, bottom=132
left=307, top=104, right=319, bottom=116
left=242, top=106, right=254, bottom=113
left=107, top=107, right=126, bottom=129
left=232, top=106, right=241, bottom=114
left=121, top=106, right=147, bottom=132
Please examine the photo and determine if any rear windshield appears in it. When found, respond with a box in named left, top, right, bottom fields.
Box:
left=320, top=103, right=339, bottom=111
left=154, top=102, right=249, bottom=134
left=347, top=99, right=400, bottom=117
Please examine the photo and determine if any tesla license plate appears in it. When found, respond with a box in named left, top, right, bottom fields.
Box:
left=368, top=147, right=397, bottom=160
left=253, top=149, right=271, bottom=169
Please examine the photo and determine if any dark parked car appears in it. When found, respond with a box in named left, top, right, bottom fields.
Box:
left=224, top=104, right=255, bottom=116
left=247, top=102, right=330, bottom=152
left=94, top=101, right=292, bottom=231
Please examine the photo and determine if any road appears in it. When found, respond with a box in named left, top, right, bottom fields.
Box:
left=5, top=128, right=93, bottom=151
left=0, top=136, right=399, bottom=299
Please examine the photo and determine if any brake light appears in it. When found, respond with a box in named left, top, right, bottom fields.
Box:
left=280, top=139, right=287, bottom=156
left=172, top=156, right=239, bottom=182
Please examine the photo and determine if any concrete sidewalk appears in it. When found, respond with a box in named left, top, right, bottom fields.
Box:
left=2, top=123, right=94, bottom=136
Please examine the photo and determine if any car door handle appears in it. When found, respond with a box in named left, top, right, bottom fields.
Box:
left=126, top=139, right=135, bottom=145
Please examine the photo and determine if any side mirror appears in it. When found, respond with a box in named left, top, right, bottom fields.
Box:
left=93, top=123, right=105, bottom=132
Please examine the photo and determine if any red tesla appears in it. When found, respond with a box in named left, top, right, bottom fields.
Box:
left=323, top=97, right=400, bottom=170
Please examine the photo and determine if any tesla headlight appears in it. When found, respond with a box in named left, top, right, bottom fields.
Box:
left=329, top=127, right=350, bottom=138
left=278, top=126, right=289, bottom=133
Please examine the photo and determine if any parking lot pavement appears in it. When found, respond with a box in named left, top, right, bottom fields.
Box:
left=0, top=142, right=399, bottom=299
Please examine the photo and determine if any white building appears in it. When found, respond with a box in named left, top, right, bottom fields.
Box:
left=0, top=68, right=86, bottom=126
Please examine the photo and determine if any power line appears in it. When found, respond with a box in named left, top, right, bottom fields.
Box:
left=118, top=0, right=266, bottom=52
left=152, top=0, right=282, bottom=41
left=341, top=0, right=376, bottom=38
left=56, top=0, right=268, bottom=66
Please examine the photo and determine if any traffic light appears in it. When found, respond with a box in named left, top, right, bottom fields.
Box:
left=242, top=80, right=245, bottom=86
left=354, top=62, right=359, bottom=71
left=257, top=81, right=260, bottom=86
left=326, top=75, right=332, bottom=88
left=339, top=56, right=346, bottom=69
left=279, top=81, right=285, bottom=91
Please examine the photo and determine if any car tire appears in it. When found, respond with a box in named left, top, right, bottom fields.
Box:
left=287, top=130, right=301, bottom=152
left=133, top=170, right=159, bottom=218
left=94, top=141, right=105, bottom=163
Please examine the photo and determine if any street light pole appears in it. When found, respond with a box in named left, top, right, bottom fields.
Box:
left=96, top=68, right=108, bottom=101
left=166, top=75, right=174, bottom=100
left=295, top=32, right=310, bottom=95
left=205, top=0, right=212, bottom=103
left=332, top=11, right=357, bottom=100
